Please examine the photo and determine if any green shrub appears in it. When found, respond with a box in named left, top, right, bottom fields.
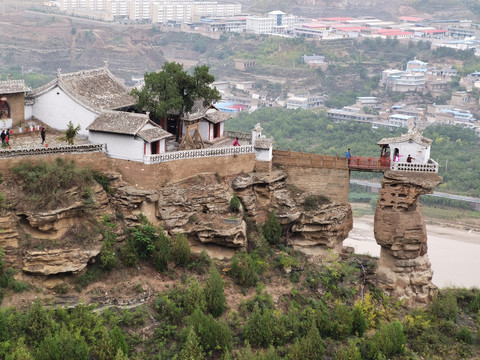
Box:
left=154, top=293, right=183, bottom=325
left=59, top=121, right=81, bottom=145
left=171, top=233, right=190, bottom=267
left=229, top=194, right=242, bottom=213
left=35, top=327, right=90, bottom=360
left=100, top=229, right=117, bottom=271
left=288, top=324, right=325, bottom=360
left=262, top=211, right=282, bottom=245
left=352, top=305, right=367, bottom=337
left=429, top=291, right=458, bottom=321
left=119, top=239, right=138, bottom=267
left=93, top=171, right=114, bottom=195
left=110, top=326, right=128, bottom=357
left=12, top=158, right=94, bottom=210
left=99, top=246, right=116, bottom=271
left=456, top=327, right=473, bottom=344
left=26, top=299, right=56, bottom=345
left=228, top=251, right=265, bottom=287
left=186, top=308, right=232, bottom=354
left=75, top=264, right=105, bottom=290
left=184, top=277, right=206, bottom=314
left=180, top=327, right=205, bottom=360
left=187, top=250, right=211, bottom=274
left=326, top=303, right=354, bottom=340
left=334, top=340, right=362, bottom=360
left=151, top=229, right=171, bottom=272
left=363, top=321, right=406, bottom=359
left=469, top=291, right=480, bottom=313
left=302, top=195, right=330, bottom=210
left=204, top=265, right=226, bottom=317
left=5, top=337, right=33, bottom=360
left=243, top=303, right=274, bottom=347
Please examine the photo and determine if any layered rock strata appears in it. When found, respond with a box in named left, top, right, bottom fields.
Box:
left=374, top=170, right=442, bottom=305
left=233, top=170, right=353, bottom=254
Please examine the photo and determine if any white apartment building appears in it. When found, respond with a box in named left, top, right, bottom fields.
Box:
left=59, top=0, right=240, bottom=23
left=246, top=10, right=299, bottom=34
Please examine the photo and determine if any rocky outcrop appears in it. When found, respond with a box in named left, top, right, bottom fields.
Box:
left=234, top=170, right=353, bottom=254
left=290, top=203, right=353, bottom=253
left=23, top=246, right=102, bottom=275
left=157, top=173, right=248, bottom=250
left=374, top=170, right=442, bottom=305
left=0, top=183, right=114, bottom=275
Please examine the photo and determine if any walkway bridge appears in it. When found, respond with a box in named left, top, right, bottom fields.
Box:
left=348, top=156, right=439, bottom=173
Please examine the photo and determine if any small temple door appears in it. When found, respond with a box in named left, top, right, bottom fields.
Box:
left=150, top=141, right=160, bottom=155
left=213, top=123, right=220, bottom=139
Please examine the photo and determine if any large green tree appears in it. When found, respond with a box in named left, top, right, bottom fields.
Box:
left=131, top=62, right=220, bottom=140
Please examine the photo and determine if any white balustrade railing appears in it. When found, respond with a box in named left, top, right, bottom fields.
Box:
left=144, top=145, right=254, bottom=164
left=0, top=143, right=105, bottom=158
left=390, top=159, right=438, bottom=173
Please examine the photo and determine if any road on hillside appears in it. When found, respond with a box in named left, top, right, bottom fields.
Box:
left=350, top=179, right=480, bottom=204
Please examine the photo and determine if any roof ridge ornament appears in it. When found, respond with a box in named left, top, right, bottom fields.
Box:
left=56, top=68, right=61, bottom=78
left=103, top=60, right=108, bottom=68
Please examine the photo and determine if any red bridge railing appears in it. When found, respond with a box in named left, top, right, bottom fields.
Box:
left=348, top=156, right=390, bottom=171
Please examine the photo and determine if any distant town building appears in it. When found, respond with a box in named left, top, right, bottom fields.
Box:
left=388, top=114, right=415, bottom=128
left=381, top=59, right=427, bottom=92
left=234, top=59, right=256, bottom=71
left=57, top=0, right=241, bottom=23
left=246, top=10, right=300, bottom=34
left=286, top=94, right=325, bottom=109
left=327, top=109, right=379, bottom=123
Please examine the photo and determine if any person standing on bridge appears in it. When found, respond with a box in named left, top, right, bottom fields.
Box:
left=345, top=148, right=351, bottom=163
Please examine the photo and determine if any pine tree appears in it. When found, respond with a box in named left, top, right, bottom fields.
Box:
left=204, top=265, right=226, bottom=317
left=262, top=211, right=282, bottom=245
left=180, top=327, right=205, bottom=360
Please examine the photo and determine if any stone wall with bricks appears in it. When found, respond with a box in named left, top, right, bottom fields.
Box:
left=272, top=149, right=350, bottom=203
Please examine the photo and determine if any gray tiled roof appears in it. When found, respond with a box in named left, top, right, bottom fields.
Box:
left=87, top=111, right=172, bottom=143
left=0, top=80, right=30, bottom=94
left=205, top=108, right=232, bottom=124
left=182, top=99, right=233, bottom=123
left=254, top=138, right=273, bottom=150
left=87, top=111, right=149, bottom=135
left=29, top=67, right=135, bottom=112
left=137, top=127, right=172, bottom=142
left=378, top=130, right=432, bottom=147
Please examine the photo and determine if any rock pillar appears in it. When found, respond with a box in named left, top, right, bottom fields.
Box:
left=374, top=170, right=442, bottom=305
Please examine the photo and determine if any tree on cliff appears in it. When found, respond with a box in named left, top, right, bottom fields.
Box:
left=131, top=62, right=220, bottom=141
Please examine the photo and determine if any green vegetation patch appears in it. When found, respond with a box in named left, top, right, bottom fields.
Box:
left=12, top=158, right=95, bottom=210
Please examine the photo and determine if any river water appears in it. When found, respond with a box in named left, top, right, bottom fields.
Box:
left=344, top=216, right=480, bottom=289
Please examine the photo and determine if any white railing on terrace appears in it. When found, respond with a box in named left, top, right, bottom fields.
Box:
left=390, top=159, right=439, bottom=173
left=144, top=145, right=254, bottom=164
left=0, top=144, right=105, bottom=158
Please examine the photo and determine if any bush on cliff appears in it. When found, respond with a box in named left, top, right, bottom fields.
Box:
left=120, top=215, right=171, bottom=272
left=12, top=158, right=94, bottom=210
left=171, top=233, right=191, bottom=267
left=262, top=211, right=282, bottom=245
left=228, top=251, right=266, bottom=287
left=204, top=265, right=226, bottom=317
left=229, top=194, right=242, bottom=213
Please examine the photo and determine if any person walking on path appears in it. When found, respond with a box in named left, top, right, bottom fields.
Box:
left=41, top=127, right=46, bottom=145
left=0, top=130, right=5, bottom=145
left=233, top=137, right=240, bottom=146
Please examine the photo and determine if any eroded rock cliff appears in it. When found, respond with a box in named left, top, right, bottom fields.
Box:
left=374, top=170, right=442, bottom=305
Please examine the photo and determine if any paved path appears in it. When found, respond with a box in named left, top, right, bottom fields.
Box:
left=2, top=127, right=88, bottom=150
